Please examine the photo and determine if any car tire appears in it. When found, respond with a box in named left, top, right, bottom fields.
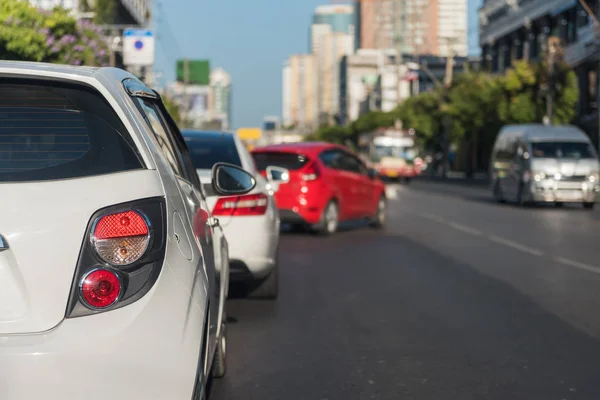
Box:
left=249, top=259, right=279, bottom=299
left=369, top=195, right=386, bottom=229
left=212, top=318, right=227, bottom=378
left=583, top=202, right=595, bottom=210
left=314, top=200, right=339, bottom=236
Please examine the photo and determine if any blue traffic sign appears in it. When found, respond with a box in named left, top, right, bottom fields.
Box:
left=134, top=40, right=144, bottom=50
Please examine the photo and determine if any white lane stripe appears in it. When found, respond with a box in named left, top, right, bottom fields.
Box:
left=447, top=221, right=483, bottom=236
left=419, top=212, right=446, bottom=223
left=554, top=257, right=600, bottom=275
left=488, top=235, right=543, bottom=256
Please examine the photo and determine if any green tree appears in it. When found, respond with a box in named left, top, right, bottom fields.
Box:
left=0, top=0, right=110, bottom=66
left=162, top=95, right=182, bottom=126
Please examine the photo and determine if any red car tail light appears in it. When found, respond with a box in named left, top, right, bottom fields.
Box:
left=302, top=162, right=320, bottom=181
left=92, top=210, right=150, bottom=266
left=66, top=198, right=166, bottom=318
left=80, top=269, right=121, bottom=309
left=213, top=193, right=268, bottom=216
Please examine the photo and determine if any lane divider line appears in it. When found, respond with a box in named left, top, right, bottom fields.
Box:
left=554, top=256, right=600, bottom=275
left=419, top=212, right=446, bottom=223
left=488, top=235, right=543, bottom=257
left=447, top=221, right=483, bottom=236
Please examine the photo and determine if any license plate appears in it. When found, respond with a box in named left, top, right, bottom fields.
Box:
left=559, top=190, right=582, bottom=200
left=387, top=171, right=399, bottom=177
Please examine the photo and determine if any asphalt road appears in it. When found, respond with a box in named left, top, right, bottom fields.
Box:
left=211, top=181, right=600, bottom=400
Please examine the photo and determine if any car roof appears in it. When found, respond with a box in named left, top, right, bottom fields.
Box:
left=501, top=124, right=589, bottom=142
left=252, top=141, right=342, bottom=155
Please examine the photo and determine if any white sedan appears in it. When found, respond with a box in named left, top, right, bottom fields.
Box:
left=182, top=130, right=284, bottom=299
left=0, top=61, right=255, bottom=399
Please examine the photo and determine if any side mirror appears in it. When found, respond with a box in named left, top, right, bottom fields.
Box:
left=266, top=166, right=290, bottom=183
left=367, top=168, right=378, bottom=179
left=211, top=163, right=256, bottom=196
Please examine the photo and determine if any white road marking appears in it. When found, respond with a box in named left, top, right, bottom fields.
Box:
left=488, top=235, right=543, bottom=257
left=447, top=221, right=483, bottom=236
left=419, top=212, right=446, bottom=223
left=554, top=257, right=600, bottom=275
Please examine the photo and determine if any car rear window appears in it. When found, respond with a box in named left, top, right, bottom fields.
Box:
left=252, top=151, right=309, bottom=171
left=0, top=78, right=143, bottom=182
left=184, top=134, right=242, bottom=169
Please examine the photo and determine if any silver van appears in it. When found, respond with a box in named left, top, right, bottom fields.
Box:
left=490, top=124, right=600, bottom=209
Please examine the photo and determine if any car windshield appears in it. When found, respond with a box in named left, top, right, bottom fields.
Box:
left=372, top=145, right=417, bottom=163
left=531, top=141, right=596, bottom=159
left=184, top=134, right=242, bottom=169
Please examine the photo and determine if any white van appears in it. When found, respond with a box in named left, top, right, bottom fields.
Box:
left=490, top=124, right=600, bottom=209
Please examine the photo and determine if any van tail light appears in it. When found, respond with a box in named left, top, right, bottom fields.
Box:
left=92, top=210, right=150, bottom=266
left=302, top=162, right=320, bottom=181
left=66, top=197, right=166, bottom=318
left=213, top=193, right=268, bottom=216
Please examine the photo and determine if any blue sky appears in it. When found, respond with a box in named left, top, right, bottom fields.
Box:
left=154, top=0, right=483, bottom=129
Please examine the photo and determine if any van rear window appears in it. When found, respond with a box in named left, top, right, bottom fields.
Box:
left=0, top=79, right=143, bottom=182
left=252, top=152, right=309, bottom=171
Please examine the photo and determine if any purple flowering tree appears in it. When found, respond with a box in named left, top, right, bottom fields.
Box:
left=0, top=0, right=110, bottom=66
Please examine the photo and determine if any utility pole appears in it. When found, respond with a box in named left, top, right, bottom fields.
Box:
left=443, top=37, right=456, bottom=88
left=545, top=36, right=556, bottom=125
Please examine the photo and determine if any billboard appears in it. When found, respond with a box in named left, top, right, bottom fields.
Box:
left=176, top=60, right=210, bottom=85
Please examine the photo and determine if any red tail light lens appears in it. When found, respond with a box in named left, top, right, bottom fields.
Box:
left=80, top=269, right=121, bottom=309
left=302, top=162, right=320, bottom=181
left=92, top=210, right=150, bottom=266
left=213, top=193, right=268, bottom=216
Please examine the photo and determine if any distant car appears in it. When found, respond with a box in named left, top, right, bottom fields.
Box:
left=0, top=62, right=256, bottom=399
left=252, top=142, right=387, bottom=235
left=182, top=130, right=282, bottom=299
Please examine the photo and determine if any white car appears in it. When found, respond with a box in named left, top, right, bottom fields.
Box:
left=0, top=62, right=256, bottom=399
left=182, top=130, right=284, bottom=299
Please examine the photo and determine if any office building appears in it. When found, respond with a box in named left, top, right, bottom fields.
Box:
left=209, top=68, right=232, bottom=130
left=479, top=0, right=599, bottom=142
left=282, top=54, right=319, bottom=131
left=312, top=4, right=356, bottom=39
left=356, top=0, right=467, bottom=57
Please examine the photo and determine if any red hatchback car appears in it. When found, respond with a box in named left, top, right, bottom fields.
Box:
left=251, top=142, right=387, bottom=235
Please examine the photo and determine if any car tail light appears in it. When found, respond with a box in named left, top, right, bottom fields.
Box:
left=80, top=269, right=121, bottom=309
left=302, top=162, right=320, bottom=181
left=92, top=210, right=150, bottom=266
left=213, top=193, right=268, bottom=216
left=66, top=198, right=166, bottom=318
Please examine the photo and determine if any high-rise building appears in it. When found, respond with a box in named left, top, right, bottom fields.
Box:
left=209, top=68, right=232, bottom=131
left=312, top=4, right=356, bottom=35
left=356, top=0, right=467, bottom=57
left=310, top=5, right=355, bottom=124
left=282, top=54, right=319, bottom=131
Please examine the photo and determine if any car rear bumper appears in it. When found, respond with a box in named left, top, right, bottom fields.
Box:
left=0, top=265, right=204, bottom=400
left=222, top=214, right=279, bottom=280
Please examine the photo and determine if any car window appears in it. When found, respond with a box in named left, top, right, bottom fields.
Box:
left=153, top=102, right=202, bottom=191
left=0, top=79, right=143, bottom=182
left=137, top=98, right=186, bottom=178
left=252, top=151, right=309, bottom=171
left=339, top=152, right=363, bottom=174
left=319, top=149, right=343, bottom=169
left=184, top=134, right=242, bottom=170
